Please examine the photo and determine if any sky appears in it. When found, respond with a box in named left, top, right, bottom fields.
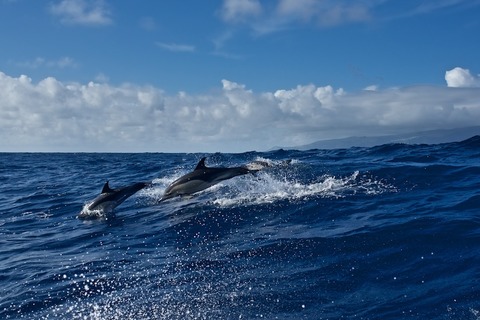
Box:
left=1, top=0, right=480, bottom=153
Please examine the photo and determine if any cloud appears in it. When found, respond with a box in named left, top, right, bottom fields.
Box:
left=219, top=0, right=372, bottom=34
left=0, top=69, right=479, bottom=152
left=445, top=67, right=480, bottom=88
left=0, top=72, right=165, bottom=152
left=276, top=0, right=371, bottom=27
left=218, top=0, right=480, bottom=35
left=15, top=56, right=77, bottom=69
left=219, top=0, right=262, bottom=23
left=371, top=0, right=479, bottom=21
left=155, top=42, right=196, bottom=53
left=49, top=0, right=112, bottom=26
left=410, top=0, right=475, bottom=15
left=364, top=85, right=379, bottom=91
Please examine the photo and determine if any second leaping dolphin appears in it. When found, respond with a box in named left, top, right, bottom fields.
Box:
left=160, top=157, right=258, bottom=202
left=79, top=181, right=149, bottom=218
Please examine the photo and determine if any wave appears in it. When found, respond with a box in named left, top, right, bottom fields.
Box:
left=141, top=157, right=397, bottom=209
left=1, top=140, right=480, bottom=319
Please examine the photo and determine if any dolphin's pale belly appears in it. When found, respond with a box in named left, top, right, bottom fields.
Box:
left=86, top=191, right=136, bottom=212
left=88, top=200, right=117, bottom=212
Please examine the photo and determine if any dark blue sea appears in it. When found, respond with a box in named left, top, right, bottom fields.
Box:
left=1, top=137, right=480, bottom=320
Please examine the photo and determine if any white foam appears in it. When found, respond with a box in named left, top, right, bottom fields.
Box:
left=142, top=165, right=396, bottom=209
left=211, top=170, right=396, bottom=207
left=77, top=203, right=109, bottom=220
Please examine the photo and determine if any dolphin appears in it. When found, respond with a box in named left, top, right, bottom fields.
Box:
left=160, top=157, right=257, bottom=202
left=78, top=181, right=149, bottom=218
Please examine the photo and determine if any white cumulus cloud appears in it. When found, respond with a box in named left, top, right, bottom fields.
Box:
left=0, top=69, right=479, bottom=152
left=445, top=67, right=480, bottom=88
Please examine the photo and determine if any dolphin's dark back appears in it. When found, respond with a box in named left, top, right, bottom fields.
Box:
left=125, top=182, right=149, bottom=195
left=194, top=157, right=252, bottom=175
left=160, top=157, right=255, bottom=201
left=82, top=181, right=149, bottom=215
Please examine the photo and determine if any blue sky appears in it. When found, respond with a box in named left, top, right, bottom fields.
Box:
left=1, top=0, right=480, bottom=152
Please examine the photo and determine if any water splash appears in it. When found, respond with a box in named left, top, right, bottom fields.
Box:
left=77, top=203, right=112, bottom=221
left=211, top=170, right=396, bottom=207
left=142, top=167, right=396, bottom=209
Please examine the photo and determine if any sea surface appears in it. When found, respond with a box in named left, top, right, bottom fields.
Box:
left=1, top=137, right=480, bottom=319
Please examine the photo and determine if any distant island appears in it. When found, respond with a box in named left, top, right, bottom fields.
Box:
left=277, top=126, right=480, bottom=150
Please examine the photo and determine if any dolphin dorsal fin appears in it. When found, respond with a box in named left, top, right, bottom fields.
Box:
left=194, top=157, right=207, bottom=170
left=101, top=181, right=113, bottom=193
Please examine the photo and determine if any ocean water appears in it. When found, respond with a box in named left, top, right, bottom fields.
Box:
left=1, top=137, right=480, bottom=320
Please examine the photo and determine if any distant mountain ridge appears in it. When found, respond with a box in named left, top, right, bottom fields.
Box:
left=280, top=126, right=480, bottom=150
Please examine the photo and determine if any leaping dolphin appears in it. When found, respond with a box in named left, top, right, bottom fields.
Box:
left=160, top=157, right=258, bottom=202
left=78, top=181, right=149, bottom=218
